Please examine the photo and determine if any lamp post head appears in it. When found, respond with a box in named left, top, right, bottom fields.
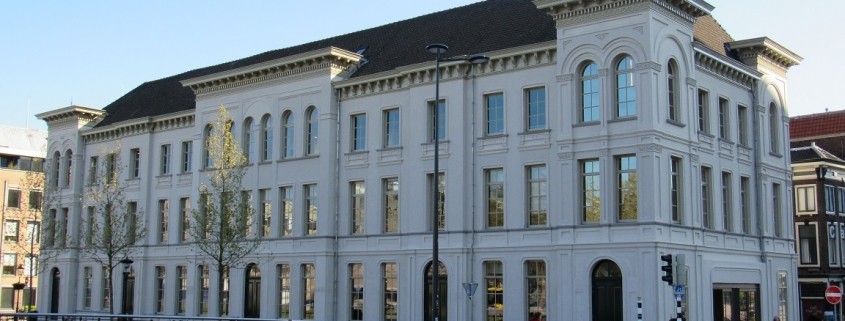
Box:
left=120, top=258, right=134, bottom=273
left=467, top=54, right=490, bottom=65
left=426, top=43, right=449, bottom=55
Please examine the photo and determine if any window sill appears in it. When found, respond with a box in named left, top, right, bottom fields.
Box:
left=258, top=160, right=273, bottom=165
left=769, top=151, right=783, bottom=158
left=697, top=131, right=715, bottom=138
left=608, top=116, right=637, bottom=123
left=518, top=129, right=551, bottom=136
left=573, top=121, right=600, bottom=128
left=156, top=174, right=172, bottom=178
left=378, top=146, right=403, bottom=152
left=666, top=119, right=686, bottom=128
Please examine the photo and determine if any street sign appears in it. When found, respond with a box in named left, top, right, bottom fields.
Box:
left=826, top=285, right=842, bottom=305
left=674, top=285, right=685, bottom=295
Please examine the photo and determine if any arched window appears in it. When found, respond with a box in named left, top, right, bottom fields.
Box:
left=52, top=151, right=61, bottom=188
left=243, top=117, right=254, bottom=163
left=281, top=111, right=294, bottom=159
left=615, top=55, right=636, bottom=118
left=592, top=260, right=623, bottom=321
left=769, top=103, right=780, bottom=154
left=580, top=61, right=600, bottom=122
left=64, top=150, right=73, bottom=188
left=261, top=114, right=273, bottom=161
left=203, top=124, right=213, bottom=168
left=305, top=107, right=318, bottom=155
left=667, top=59, right=679, bottom=121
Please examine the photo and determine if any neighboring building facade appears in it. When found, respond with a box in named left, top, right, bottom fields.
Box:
left=790, top=111, right=845, bottom=321
left=36, top=1, right=801, bottom=321
left=0, top=125, right=46, bottom=311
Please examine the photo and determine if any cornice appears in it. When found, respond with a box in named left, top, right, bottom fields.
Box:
left=729, top=37, right=803, bottom=70
left=334, top=41, right=557, bottom=99
left=36, top=105, right=106, bottom=127
left=533, top=0, right=711, bottom=24
left=81, top=110, right=195, bottom=144
left=693, top=43, right=760, bottom=89
left=181, top=47, right=362, bottom=95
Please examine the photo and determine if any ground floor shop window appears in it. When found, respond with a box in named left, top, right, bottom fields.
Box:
left=713, top=284, right=759, bottom=321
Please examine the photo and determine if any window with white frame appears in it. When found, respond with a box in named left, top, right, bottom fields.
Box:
left=160, top=144, right=171, bottom=175
left=384, top=177, right=399, bottom=233
left=829, top=222, right=839, bottom=265
left=773, top=183, right=783, bottom=237
left=261, top=114, right=273, bottom=161
left=798, top=224, right=818, bottom=265
left=4, top=220, right=19, bottom=242
left=701, top=167, right=713, bottom=229
left=428, top=99, right=446, bottom=142
left=181, top=141, right=192, bottom=173
left=527, top=165, right=548, bottom=227
left=383, top=108, right=400, bottom=148
left=698, top=89, right=710, bottom=134
left=159, top=199, right=169, bottom=244
left=177, top=265, right=187, bottom=314
left=383, top=262, right=398, bottom=321
left=199, top=265, right=209, bottom=316
left=581, top=62, right=600, bottom=123
left=825, top=185, right=836, bottom=214
left=179, top=197, right=190, bottom=242
left=617, top=155, right=637, bottom=221
left=769, top=103, right=780, bottom=154
left=6, top=189, right=20, bottom=208
left=777, top=272, right=788, bottom=321
left=486, top=168, right=505, bottom=228
left=102, top=267, right=111, bottom=310
left=305, top=184, right=317, bottom=235
left=485, top=93, right=504, bottom=135
left=280, top=186, right=293, bottom=237
left=428, top=172, right=446, bottom=231
left=83, top=266, right=92, bottom=309
left=795, top=185, right=817, bottom=213
left=667, top=59, right=679, bottom=122
left=582, top=159, right=601, bottom=223
left=130, top=148, right=140, bottom=178
left=741, top=177, right=751, bottom=234
left=260, top=189, right=271, bottom=238
left=3, top=253, right=17, bottom=275
left=722, top=172, right=733, bottom=232
left=738, top=105, right=749, bottom=145
left=718, top=97, right=730, bottom=140
left=670, top=157, right=682, bottom=223
left=88, top=156, right=98, bottom=185
left=615, top=55, right=636, bottom=118
left=302, top=263, right=315, bottom=319
left=278, top=264, right=290, bottom=318
left=525, top=87, right=546, bottom=130
left=349, top=263, right=364, bottom=321
left=351, top=113, right=367, bottom=152
left=306, top=107, right=319, bottom=156
left=351, top=181, right=365, bottom=235
left=525, top=260, right=547, bottom=320
left=243, top=117, right=255, bottom=163
left=484, top=261, right=504, bottom=321
left=155, top=266, right=165, bottom=313
left=281, top=111, right=295, bottom=159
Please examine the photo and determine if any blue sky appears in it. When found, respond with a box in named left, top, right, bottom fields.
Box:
left=1, top=0, right=840, bottom=131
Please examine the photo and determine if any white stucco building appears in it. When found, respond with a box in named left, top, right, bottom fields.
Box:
left=35, top=1, right=802, bottom=320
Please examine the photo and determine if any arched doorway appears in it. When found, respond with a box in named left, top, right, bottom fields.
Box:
left=126, top=269, right=135, bottom=315
left=49, top=268, right=60, bottom=313
left=244, top=264, right=261, bottom=318
left=592, top=260, right=623, bottom=321
left=423, top=261, right=447, bottom=321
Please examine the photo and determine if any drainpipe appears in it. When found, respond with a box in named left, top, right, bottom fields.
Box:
left=751, top=79, right=766, bottom=263
left=467, top=64, right=480, bottom=321
left=332, top=88, right=342, bottom=321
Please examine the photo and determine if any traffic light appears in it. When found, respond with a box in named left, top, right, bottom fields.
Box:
left=661, top=254, right=673, bottom=285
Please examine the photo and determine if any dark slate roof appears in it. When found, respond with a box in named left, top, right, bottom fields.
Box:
left=791, top=143, right=845, bottom=164
left=95, top=0, right=556, bottom=127
left=95, top=0, right=742, bottom=128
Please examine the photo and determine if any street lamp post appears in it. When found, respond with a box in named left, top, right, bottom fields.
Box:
left=426, top=43, right=488, bottom=321
left=120, top=258, right=133, bottom=317
left=13, top=264, right=25, bottom=315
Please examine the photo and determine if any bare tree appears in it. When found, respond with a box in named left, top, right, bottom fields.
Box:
left=189, top=106, right=260, bottom=316
left=77, top=145, right=147, bottom=314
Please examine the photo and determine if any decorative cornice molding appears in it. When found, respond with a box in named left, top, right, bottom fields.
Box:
left=181, top=47, right=361, bottom=95
left=36, top=105, right=106, bottom=127
left=694, top=45, right=759, bottom=89
left=81, top=111, right=195, bottom=143
left=335, top=42, right=557, bottom=99
left=533, top=0, right=711, bottom=25
left=636, top=61, right=661, bottom=72
left=728, top=37, right=802, bottom=70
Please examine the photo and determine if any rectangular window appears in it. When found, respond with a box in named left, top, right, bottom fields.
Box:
left=349, top=263, right=364, bottom=321
left=825, top=185, right=836, bottom=213
left=486, top=168, right=505, bottom=228
left=102, top=267, right=111, bottom=311
left=383, top=108, right=400, bottom=148
left=177, top=265, right=187, bottom=314
left=617, top=155, right=637, bottom=221
left=28, top=191, right=42, bottom=211
left=798, top=224, right=818, bottom=264
left=351, top=113, right=367, bottom=151
left=83, top=266, right=92, bottom=309
left=428, top=173, right=446, bottom=231
left=155, top=266, right=165, bottom=313
left=88, top=156, right=98, bottom=185
left=830, top=222, right=839, bottom=265
left=26, top=221, right=39, bottom=244
left=160, top=144, right=171, bottom=175
left=525, top=260, right=546, bottom=320
left=3, top=253, right=18, bottom=274
left=4, top=220, right=19, bottom=242
left=722, top=172, right=733, bottom=232
left=60, top=207, right=68, bottom=247
left=278, top=264, right=290, bottom=318
left=527, top=165, right=548, bottom=226
left=701, top=167, right=713, bottom=229
left=698, top=89, right=710, bottom=134
left=526, top=87, right=546, bottom=130
left=773, top=183, right=783, bottom=237
left=302, top=263, right=315, bottom=320
left=579, top=159, right=603, bottom=225
left=484, top=261, right=504, bottom=321
left=670, top=157, right=682, bottom=223
left=127, top=202, right=137, bottom=244
left=384, top=177, right=399, bottom=233
left=777, top=272, right=788, bottom=321
left=740, top=177, right=751, bottom=234
left=280, top=186, right=293, bottom=236
left=259, top=189, right=271, bottom=238
left=85, top=206, right=94, bottom=247
left=485, top=93, right=504, bottom=135
left=199, top=265, right=209, bottom=316
left=795, top=185, right=817, bottom=213
left=428, top=99, right=446, bottom=142
left=242, top=190, right=254, bottom=238
left=106, top=153, right=116, bottom=182
left=305, top=184, right=317, bottom=236
left=351, top=181, right=365, bottom=235
left=839, top=188, right=845, bottom=215
left=718, top=97, right=729, bottom=140
left=179, top=197, right=190, bottom=242
left=383, top=262, right=398, bottom=321
left=159, top=199, right=169, bottom=244
left=7, top=189, right=20, bottom=208
left=130, top=148, right=140, bottom=178
left=738, top=105, right=749, bottom=145
left=181, top=141, right=192, bottom=173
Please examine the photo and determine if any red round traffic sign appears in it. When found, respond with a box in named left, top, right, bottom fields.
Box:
left=826, top=285, right=842, bottom=304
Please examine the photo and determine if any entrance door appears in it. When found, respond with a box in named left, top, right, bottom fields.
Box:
left=592, top=260, right=623, bottom=321
left=423, top=261, right=447, bottom=321
left=49, top=268, right=60, bottom=313
left=126, top=271, right=135, bottom=315
left=244, top=264, right=261, bottom=318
